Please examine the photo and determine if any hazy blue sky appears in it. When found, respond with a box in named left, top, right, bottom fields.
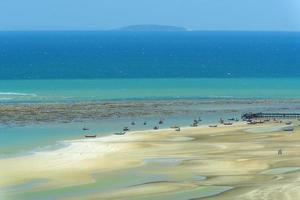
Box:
left=0, top=0, right=299, bottom=31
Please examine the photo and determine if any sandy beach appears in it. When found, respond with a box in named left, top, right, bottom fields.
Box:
left=1, top=121, right=300, bottom=200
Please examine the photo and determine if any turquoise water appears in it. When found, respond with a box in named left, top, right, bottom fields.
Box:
left=0, top=114, right=234, bottom=157
left=1, top=78, right=300, bottom=156
left=1, top=78, right=300, bottom=103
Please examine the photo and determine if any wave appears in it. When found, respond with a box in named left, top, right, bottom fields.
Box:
left=0, top=92, right=37, bottom=97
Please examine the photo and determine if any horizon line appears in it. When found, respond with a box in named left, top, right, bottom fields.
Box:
left=0, top=30, right=299, bottom=33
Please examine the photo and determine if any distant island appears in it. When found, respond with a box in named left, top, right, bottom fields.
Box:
left=117, top=25, right=187, bottom=31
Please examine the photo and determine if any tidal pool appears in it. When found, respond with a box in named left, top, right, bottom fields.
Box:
left=261, top=167, right=300, bottom=175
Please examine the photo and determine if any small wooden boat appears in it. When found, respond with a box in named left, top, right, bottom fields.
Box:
left=282, top=126, right=294, bottom=132
left=209, top=125, right=218, bottom=128
left=285, top=121, right=292, bottom=125
left=114, top=131, right=126, bottom=135
left=190, top=122, right=198, bottom=127
left=170, top=125, right=179, bottom=129
left=85, top=134, right=96, bottom=138
left=247, top=121, right=257, bottom=125
left=123, top=127, right=130, bottom=131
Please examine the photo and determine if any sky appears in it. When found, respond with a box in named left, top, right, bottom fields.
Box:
left=0, top=0, right=299, bottom=31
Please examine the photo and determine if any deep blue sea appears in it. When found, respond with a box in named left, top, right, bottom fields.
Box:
left=0, top=31, right=299, bottom=79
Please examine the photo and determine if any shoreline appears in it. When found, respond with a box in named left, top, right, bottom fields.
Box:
left=2, top=120, right=300, bottom=199
left=35, top=120, right=292, bottom=157
left=0, top=119, right=292, bottom=160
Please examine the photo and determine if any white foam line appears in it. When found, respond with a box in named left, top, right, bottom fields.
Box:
left=0, top=92, right=37, bottom=96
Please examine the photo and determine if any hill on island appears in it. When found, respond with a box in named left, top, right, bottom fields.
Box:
left=117, top=25, right=187, bottom=31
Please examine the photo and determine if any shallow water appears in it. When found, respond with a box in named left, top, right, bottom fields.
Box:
left=3, top=157, right=223, bottom=200
left=261, top=167, right=300, bottom=175
left=1, top=179, right=48, bottom=194
left=246, top=125, right=287, bottom=133
left=143, top=157, right=187, bottom=167
left=3, top=170, right=168, bottom=200
left=136, top=186, right=234, bottom=200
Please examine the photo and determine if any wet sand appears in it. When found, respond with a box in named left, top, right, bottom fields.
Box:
left=1, top=121, right=300, bottom=200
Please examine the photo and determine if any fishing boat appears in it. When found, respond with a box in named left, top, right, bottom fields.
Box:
left=85, top=134, right=96, bottom=138
left=114, top=131, right=126, bottom=135
left=170, top=125, right=179, bottom=129
left=123, top=127, right=130, bottom=131
left=82, top=127, right=90, bottom=131
left=247, top=121, right=257, bottom=125
left=191, top=122, right=198, bottom=127
left=282, top=126, right=294, bottom=131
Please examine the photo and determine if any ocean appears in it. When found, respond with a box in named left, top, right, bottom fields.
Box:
left=1, top=31, right=300, bottom=156
left=0, top=31, right=300, bottom=79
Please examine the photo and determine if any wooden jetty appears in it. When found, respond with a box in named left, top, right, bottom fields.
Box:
left=242, top=112, right=300, bottom=120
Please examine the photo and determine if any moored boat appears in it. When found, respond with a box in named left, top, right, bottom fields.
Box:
left=114, top=131, right=126, bottom=135
left=170, top=125, right=179, bottom=129
left=85, top=134, right=96, bottom=138
left=209, top=125, right=218, bottom=128
left=123, top=127, right=130, bottom=131
left=282, top=126, right=294, bottom=132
